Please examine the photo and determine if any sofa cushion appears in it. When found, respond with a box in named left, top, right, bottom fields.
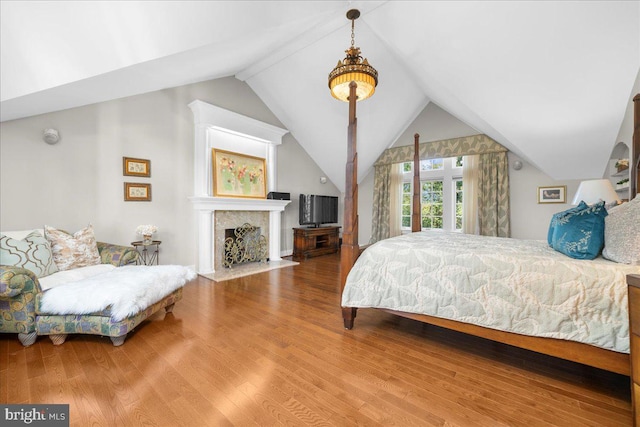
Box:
left=38, top=264, right=116, bottom=291
left=0, top=231, right=59, bottom=277
left=603, top=196, right=640, bottom=264
left=45, top=224, right=101, bottom=271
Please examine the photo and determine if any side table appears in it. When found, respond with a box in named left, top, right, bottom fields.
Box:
left=131, top=240, right=161, bottom=265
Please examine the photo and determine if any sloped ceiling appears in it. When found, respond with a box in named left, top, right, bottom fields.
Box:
left=2, top=1, right=639, bottom=191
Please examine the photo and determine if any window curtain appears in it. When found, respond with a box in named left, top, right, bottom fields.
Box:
left=370, top=134, right=510, bottom=243
left=462, top=154, right=479, bottom=234
left=478, top=151, right=510, bottom=237
left=389, top=163, right=404, bottom=238
left=370, top=164, right=392, bottom=243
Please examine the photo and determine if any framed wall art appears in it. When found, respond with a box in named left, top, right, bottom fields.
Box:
left=123, top=157, right=151, bottom=177
left=124, top=182, right=152, bottom=201
left=537, top=185, right=566, bottom=204
left=212, top=149, right=266, bottom=198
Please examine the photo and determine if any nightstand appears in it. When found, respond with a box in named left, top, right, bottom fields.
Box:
left=131, top=240, right=161, bottom=265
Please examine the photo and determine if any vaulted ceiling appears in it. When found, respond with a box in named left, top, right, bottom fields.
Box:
left=2, top=1, right=638, bottom=191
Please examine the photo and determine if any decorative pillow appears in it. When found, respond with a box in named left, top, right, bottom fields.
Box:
left=44, top=224, right=101, bottom=271
left=547, top=201, right=588, bottom=245
left=550, top=201, right=608, bottom=260
left=603, top=196, right=640, bottom=264
left=0, top=231, right=59, bottom=277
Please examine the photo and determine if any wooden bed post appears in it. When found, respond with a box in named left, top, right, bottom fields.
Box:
left=341, top=81, right=359, bottom=329
left=412, top=133, right=421, bottom=232
left=631, top=94, right=640, bottom=198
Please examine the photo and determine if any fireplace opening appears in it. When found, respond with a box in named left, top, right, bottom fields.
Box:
left=223, top=223, right=268, bottom=268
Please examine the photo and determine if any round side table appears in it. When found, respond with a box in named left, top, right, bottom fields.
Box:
left=131, top=240, right=161, bottom=265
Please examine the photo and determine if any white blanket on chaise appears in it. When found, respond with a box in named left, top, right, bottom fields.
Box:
left=39, top=265, right=196, bottom=321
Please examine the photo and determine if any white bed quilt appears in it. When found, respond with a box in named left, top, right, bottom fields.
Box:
left=342, top=231, right=640, bottom=353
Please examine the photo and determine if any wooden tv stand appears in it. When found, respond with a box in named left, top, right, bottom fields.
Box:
left=292, top=226, right=340, bottom=261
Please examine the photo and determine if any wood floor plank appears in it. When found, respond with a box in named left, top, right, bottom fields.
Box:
left=0, top=252, right=632, bottom=426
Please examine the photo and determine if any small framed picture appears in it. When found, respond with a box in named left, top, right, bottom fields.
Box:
left=124, top=183, right=151, bottom=201
left=537, top=185, right=566, bottom=204
left=123, top=157, right=151, bottom=177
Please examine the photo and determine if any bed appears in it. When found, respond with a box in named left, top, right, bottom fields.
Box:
left=340, top=93, right=640, bottom=377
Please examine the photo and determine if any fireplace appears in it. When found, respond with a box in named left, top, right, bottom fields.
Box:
left=223, top=224, right=267, bottom=268
left=188, top=100, right=291, bottom=274
left=216, top=210, right=269, bottom=271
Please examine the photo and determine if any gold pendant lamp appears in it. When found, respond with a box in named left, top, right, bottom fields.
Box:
left=328, top=9, right=378, bottom=102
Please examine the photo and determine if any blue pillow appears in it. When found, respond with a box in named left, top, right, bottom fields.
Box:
left=547, top=201, right=588, bottom=245
left=551, top=201, right=608, bottom=260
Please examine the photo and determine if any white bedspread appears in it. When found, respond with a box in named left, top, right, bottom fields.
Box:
left=40, top=265, right=196, bottom=321
left=342, top=231, right=640, bottom=353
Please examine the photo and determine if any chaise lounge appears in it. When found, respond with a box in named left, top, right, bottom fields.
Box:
left=0, top=227, right=192, bottom=346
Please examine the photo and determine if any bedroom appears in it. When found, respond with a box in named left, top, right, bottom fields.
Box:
left=1, top=1, right=639, bottom=426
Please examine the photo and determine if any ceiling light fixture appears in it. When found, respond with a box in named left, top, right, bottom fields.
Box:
left=328, top=9, right=378, bottom=102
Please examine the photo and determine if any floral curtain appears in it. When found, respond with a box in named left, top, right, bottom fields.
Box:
left=389, top=163, right=404, bottom=238
left=462, top=154, right=480, bottom=234
left=478, top=152, right=510, bottom=237
left=370, top=134, right=510, bottom=243
left=370, top=164, right=392, bottom=243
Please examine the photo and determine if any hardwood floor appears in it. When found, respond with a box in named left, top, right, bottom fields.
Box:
left=0, top=253, right=632, bottom=426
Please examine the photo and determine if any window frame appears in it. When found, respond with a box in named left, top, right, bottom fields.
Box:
left=400, top=157, right=463, bottom=232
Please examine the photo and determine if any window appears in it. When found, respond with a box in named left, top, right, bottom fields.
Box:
left=401, top=157, right=463, bottom=232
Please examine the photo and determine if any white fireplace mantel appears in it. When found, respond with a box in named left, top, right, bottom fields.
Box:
left=188, top=101, right=291, bottom=275
left=189, top=197, right=291, bottom=275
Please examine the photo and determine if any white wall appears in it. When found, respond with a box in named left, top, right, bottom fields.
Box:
left=277, top=133, right=342, bottom=254
left=508, top=153, right=581, bottom=240
left=0, top=76, right=340, bottom=265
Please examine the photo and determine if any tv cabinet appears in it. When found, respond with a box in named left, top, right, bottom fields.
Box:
left=293, top=226, right=340, bottom=261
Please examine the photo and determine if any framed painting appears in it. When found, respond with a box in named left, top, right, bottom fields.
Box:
left=124, top=182, right=152, bottom=201
left=212, top=149, right=267, bottom=198
left=537, top=185, right=566, bottom=204
left=123, top=157, right=151, bottom=177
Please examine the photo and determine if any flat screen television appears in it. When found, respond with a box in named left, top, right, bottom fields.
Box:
left=299, top=194, right=339, bottom=227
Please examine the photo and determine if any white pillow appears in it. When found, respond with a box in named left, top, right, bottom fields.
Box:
left=603, top=196, right=640, bottom=264
left=1, top=229, right=45, bottom=240
left=0, top=231, right=59, bottom=277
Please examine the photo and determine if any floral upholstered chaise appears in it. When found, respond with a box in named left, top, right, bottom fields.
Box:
left=0, top=226, right=193, bottom=346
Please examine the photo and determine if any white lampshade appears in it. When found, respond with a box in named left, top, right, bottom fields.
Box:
left=571, top=179, right=620, bottom=205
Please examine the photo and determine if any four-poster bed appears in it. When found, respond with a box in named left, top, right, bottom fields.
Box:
left=340, top=94, right=640, bottom=378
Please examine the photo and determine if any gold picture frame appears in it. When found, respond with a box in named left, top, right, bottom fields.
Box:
left=537, top=185, right=566, bottom=204
left=123, top=157, right=151, bottom=177
left=124, top=182, right=152, bottom=201
left=212, top=149, right=267, bottom=198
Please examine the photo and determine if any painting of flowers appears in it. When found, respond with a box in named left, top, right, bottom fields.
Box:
left=212, top=149, right=267, bottom=198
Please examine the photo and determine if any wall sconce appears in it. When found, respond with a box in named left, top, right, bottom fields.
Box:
left=512, top=160, right=523, bottom=170
left=320, top=176, right=327, bottom=184
left=43, top=128, right=60, bottom=145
